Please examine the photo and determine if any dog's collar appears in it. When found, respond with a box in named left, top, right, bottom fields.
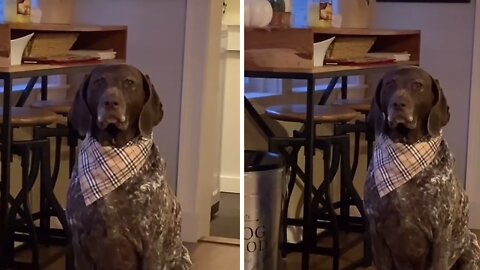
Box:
left=76, top=134, right=154, bottom=206
left=372, top=133, right=443, bottom=197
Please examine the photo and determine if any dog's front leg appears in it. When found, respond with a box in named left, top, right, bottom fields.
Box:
left=429, top=228, right=449, bottom=270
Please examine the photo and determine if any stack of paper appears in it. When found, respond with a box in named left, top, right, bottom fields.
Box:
left=366, top=52, right=411, bottom=62
left=69, top=50, right=117, bottom=60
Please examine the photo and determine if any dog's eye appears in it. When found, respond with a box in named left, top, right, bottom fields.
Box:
left=412, top=81, right=424, bottom=91
left=123, top=79, right=136, bottom=90
left=385, top=80, right=396, bottom=89
left=93, top=78, right=106, bottom=89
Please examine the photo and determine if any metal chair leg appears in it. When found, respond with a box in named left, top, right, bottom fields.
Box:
left=281, top=146, right=300, bottom=258
left=8, top=146, right=40, bottom=269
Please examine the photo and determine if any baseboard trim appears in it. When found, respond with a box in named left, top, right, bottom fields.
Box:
left=199, top=236, right=240, bottom=246
left=220, top=175, right=240, bottom=193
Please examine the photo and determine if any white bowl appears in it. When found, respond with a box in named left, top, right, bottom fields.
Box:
left=10, top=33, right=34, bottom=65
left=314, top=36, right=335, bottom=67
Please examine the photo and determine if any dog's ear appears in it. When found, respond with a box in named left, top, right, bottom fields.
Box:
left=427, top=78, right=450, bottom=137
left=139, top=74, right=163, bottom=137
left=367, top=78, right=386, bottom=137
left=68, top=74, right=92, bottom=136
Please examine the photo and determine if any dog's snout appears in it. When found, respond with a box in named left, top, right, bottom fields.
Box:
left=389, top=90, right=412, bottom=111
left=100, top=88, right=123, bottom=110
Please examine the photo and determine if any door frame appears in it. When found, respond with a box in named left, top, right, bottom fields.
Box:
left=466, top=1, right=480, bottom=228
left=176, top=0, right=224, bottom=242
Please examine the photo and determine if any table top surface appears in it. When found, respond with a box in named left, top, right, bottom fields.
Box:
left=245, top=60, right=419, bottom=79
left=245, top=27, right=421, bottom=36
left=2, top=22, right=127, bottom=32
left=0, top=59, right=125, bottom=78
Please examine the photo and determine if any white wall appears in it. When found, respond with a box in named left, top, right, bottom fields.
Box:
left=220, top=0, right=240, bottom=194
left=370, top=0, right=475, bottom=185
left=73, top=0, right=187, bottom=190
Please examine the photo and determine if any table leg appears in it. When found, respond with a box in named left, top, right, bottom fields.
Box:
left=41, top=76, right=48, bottom=101
left=302, top=77, right=316, bottom=270
left=1, top=76, right=13, bottom=265
left=341, top=76, right=348, bottom=99
left=15, top=77, right=39, bottom=107
left=317, top=77, right=339, bottom=105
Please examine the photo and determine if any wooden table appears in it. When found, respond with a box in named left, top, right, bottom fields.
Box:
left=245, top=60, right=419, bottom=270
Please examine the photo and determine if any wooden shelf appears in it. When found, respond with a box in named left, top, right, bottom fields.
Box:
left=311, top=27, right=420, bottom=36
left=7, top=23, right=127, bottom=32
left=0, top=23, right=128, bottom=67
left=0, top=59, right=125, bottom=78
left=245, top=27, right=421, bottom=70
left=245, top=60, right=419, bottom=78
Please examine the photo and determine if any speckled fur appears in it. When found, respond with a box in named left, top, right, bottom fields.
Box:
left=66, top=145, right=192, bottom=270
left=364, top=139, right=480, bottom=270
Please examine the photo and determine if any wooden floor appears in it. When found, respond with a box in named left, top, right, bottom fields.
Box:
left=11, top=239, right=240, bottom=270
left=281, top=230, right=480, bottom=270
left=280, top=232, right=373, bottom=270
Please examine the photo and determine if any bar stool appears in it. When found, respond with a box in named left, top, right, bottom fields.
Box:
left=331, top=97, right=374, bottom=266
left=0, top=107, right=68, bottom=269
left=264, top=104, right=368, bottom=270
left=331, top=97, right=373, bottom=171
left=30, top=99, right=76, bottom=175
left=331, top=98, right=371, bottom=115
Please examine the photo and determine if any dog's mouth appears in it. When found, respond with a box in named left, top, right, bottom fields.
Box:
left=387, top=114, right=417, bottom=130
left=97, top=114, right=129, bottom=131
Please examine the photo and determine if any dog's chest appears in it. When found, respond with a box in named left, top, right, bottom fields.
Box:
left=67, top=148, right=181, bottom=238
left=365, top=143, right=468, bottom=229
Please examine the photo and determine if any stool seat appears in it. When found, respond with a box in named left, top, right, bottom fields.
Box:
left=0, top=107, right=60, bottom=127
left=30, top=99, right=73, bottom=115
left=331, top=98, right=371, bottom=113
left=266, top=104, right=360, bottom=123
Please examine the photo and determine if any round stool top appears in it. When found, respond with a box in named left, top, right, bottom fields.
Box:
left=331, top=98, right=371, bottom=113
left=265, top=104, right=360, bottom=123
left=0, top=107, right=60, bottom=127
left=30, top=99, right=73, bottom=115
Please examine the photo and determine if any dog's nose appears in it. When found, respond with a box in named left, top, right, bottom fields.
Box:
left=392, top=101, right=407, bottom=110
left=103, top=97, right=120, bottom=109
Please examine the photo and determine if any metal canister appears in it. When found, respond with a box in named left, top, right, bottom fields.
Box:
left=244, top=150, right=285, bottom=270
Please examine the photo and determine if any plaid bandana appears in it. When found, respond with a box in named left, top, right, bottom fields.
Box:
left=77, top=135, right=153, bottom=206
left=372, top=134, right=442, bottom=197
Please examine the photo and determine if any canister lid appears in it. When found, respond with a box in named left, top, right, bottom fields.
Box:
left=244, top=150, right=284, bottom=172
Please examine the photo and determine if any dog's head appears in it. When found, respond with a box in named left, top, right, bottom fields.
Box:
left=367, top=66, right=450, bottom=144
left=68, top=64, right=163, bottom=147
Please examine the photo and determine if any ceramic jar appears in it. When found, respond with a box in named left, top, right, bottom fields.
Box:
left=245, top=0, right=273, bottom=28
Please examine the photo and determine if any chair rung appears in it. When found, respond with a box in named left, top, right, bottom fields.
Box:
left=282, top=242, right=334, bottom=255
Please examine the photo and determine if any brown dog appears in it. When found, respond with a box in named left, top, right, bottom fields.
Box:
left=66, top=64, right=192, bottom=270
left=364, top=66, right=480, bottom=269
